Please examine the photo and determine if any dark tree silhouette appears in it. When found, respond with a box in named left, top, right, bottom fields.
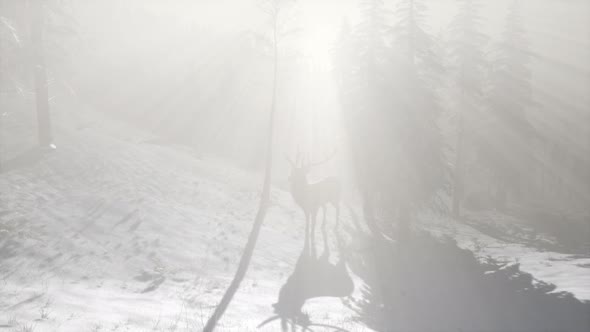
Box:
left=389, top=0, right=445, bottom=226
left=448, top=0, right=488, bottom=217
left=335, top=0, right=446, bottom=235
left=203, top=1, right=294, bottom=330
left=484, top=0, right=534, bottom=210
left=337, top=0, right=391, bottom=237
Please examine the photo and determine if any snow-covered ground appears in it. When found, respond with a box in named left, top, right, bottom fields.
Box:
left=1, top=113, right=588, bottom=331
left=0, top=117, right=365, bottom=331
left=418, top=210, right=590, bottom=302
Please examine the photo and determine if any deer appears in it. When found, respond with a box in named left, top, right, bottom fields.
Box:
left=287, top=151, right=341, bottom=257
left=258, top=246, right=353, bottom=332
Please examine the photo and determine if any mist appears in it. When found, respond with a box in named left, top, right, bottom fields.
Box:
left=1, top=0, right=589, bottom=331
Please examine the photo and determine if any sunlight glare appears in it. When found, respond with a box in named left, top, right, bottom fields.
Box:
left=298, top=0, right=355, bottom=70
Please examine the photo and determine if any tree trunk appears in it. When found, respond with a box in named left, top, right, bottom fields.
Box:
left=496, top=175, right=507, bottom=211
left=30, top=0, right=52, bottom=147
left=452, top=109, right=464, bottom=219
left=361, top=189, right=386, bottom=240
left=0, top=2, right=3, bottom=172
left=202, top=12, right=279, bottom=332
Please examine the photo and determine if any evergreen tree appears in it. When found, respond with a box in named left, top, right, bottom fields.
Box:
left=448, top=0, right=488, bottom=217
left=337, top=0, right=393, bottom=236
left=335, top=0, right=445, bottom=235
left=484, top=0, right=533, bottom=209
left=389, top=0, right=445, bottom=225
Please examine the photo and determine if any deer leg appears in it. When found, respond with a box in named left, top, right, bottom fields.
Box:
left=304, top=213, right=310, bottom=254
left=310, top=212, right=317, bottom=258
left=321, top=206, right=329, bottom=257
left=333, top=202, right=340, bottom=234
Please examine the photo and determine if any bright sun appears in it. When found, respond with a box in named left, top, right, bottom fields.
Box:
left=297, top=0, right=355, bottom=70
left=300, top=25, right=336, bottom=69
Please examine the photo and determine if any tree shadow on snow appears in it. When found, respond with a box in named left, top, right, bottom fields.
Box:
left=348, top=231, right=590, bottom=332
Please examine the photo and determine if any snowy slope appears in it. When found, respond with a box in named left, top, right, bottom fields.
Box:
left=0, top=118, right=366, bottom=331
left=1, top=113, right=588, bottom=331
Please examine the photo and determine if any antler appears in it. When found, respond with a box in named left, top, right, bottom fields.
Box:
left=305, top=148, right=338, bottom=169
left=286, top=154, right=295, bottom=167
left=288, top=147, right=337, bottom=169
left=286, top=145, right=304, bottom=167
left=307, top=323, right=351, bottom=332
left=257, top=315, right=281, bottom=328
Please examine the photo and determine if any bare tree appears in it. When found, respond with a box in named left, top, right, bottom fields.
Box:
left=29, top=0, right=53, bottom=147
left=203, top=1, right=294, bottom=330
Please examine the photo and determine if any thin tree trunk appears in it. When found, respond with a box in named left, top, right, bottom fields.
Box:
left=408, top=0, right=415, bottom=63
left=0, top=2, right=3, bottom=172
left=453, top=107, right=464, bottom=218
left=202, top=13, right=279, bottom=332
left=496, top=175, right=507, bottom=211
left=453, top=63, right=468, bottom=219
left=587, top=116, right=590, bottom=202
left=30, top=0, right=52, bottom=147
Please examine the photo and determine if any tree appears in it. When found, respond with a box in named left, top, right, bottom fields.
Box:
left=30, top=0, right=53, bottom=147
left=346, top=0, right=392, bottom=236
left=0, top=0, right=24, bottom=169
left=484, top=0, right=533, bottom=210
left=335, top=0, right=445, bottom=236
left=388, top=0, right=445, bottom=226
left=0, top=0, right=5, bottom=170
left=448, top=0, right=488, bottom=217
left=202, top=1, right=294, bottom=330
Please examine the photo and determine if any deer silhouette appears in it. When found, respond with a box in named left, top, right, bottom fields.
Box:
left=287, top=151, right=341, bottom=256
left=258, top=246, right=354, bottom=332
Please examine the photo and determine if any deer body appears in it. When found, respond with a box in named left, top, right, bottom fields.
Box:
left=288, top=153, right=341, bottom=256
left=290, top=176, right=340, bottom=215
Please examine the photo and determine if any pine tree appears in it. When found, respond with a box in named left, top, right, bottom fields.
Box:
left=448, top=0, right=488, bottom=217
left=334, top=0, right=445, bottom=235
left=356, top=0, right=390, bottom=87
left=485, top=0, right=533, bottom=209
left=342, top=0, right=393, bottom=236
left=389, top=0, right=445, bottom=223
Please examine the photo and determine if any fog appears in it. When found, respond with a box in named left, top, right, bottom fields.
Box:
left=1, top=0, right=589, bottom=331
left=58, top=0, right=590, bottom=174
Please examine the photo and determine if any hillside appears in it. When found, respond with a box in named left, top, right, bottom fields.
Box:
left=1, top=114, right=589, bottom=331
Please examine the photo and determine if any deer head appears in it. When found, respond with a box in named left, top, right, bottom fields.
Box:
left=286, top=149, right=337, bottom=186
left=286, top=152, right=309, bottom=187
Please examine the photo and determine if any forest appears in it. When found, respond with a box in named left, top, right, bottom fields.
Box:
left=1, top=0, right=589, bottom=331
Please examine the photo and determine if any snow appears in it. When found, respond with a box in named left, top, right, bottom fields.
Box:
left=417, top=210, right=590, bottom=302
left=0, top=117, right=366, bottom=331
left=1, top=113, right=588, bottom=331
